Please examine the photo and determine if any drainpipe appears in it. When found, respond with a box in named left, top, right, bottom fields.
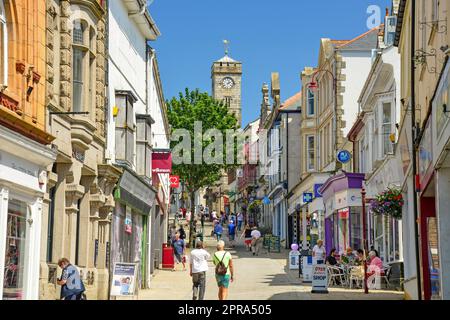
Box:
left=410, top=0, right=422, bottom=301
left=129, top=0, right=147, bottom=18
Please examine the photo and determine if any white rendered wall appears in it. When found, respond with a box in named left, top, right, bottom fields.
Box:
left=341, top=51, right=374, bottom=136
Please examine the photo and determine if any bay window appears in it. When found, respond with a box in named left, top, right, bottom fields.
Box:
left=136, top=115, right=153, bottom=180
left=0, top=0, right=7, bottom=86
left=382, top=102, right=393, bottom=155
left=115, top=91, right=136, bottom=167
left=306, top=135, right=315, bottom=171
left=72, top=20, right=96, bottom=113
left=307, top=89, right=315, bottom=116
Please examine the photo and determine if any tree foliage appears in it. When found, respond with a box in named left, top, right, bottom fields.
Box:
left=167, top=89, right=238, bottom=193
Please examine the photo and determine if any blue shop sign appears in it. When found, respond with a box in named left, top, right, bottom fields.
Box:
left=303, top=192, right=313, bottom=203
left=314, top=184, right=323, bottom=198
left=337, top=150, right=352, bottom=164
left=263, top=196, right=271, bottom=205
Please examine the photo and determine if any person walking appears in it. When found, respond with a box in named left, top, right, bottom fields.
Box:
left=228, top=220, right=236, bottom=248
left=189, top=241, right=210, bottom=300
left=57, top=258, right=86, bottom=300
left=172, top=233, right=186, bottom=271
left=250, top=226, right=262, bottom=256
left=214, top=221, right=223, bottom=241
left=200, top=211, right=205, bottom=230
left=240, top=224, right=252, bottom=251
left=213, top=240, right=234, bottom=300
left=178, top=225, right=186, bottom=240
left=312, top=239, right=326, bottom=264
left=237, top=212, right=244, bottom=231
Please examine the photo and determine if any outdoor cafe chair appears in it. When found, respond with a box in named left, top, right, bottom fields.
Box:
left=348, top=266, right=364, bottom=289
left=327, top=265, right=346, bottom=287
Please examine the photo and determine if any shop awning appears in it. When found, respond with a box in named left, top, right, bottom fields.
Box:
left=115, top=167, right=156, bottom=215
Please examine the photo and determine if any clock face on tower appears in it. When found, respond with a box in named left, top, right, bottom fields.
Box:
left=222, top=77, right=235, bottom=89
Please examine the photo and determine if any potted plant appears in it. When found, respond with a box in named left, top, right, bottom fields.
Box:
left=369, top=187, right=404, bottom=220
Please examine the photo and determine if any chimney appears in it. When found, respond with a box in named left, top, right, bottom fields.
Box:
left=386, top=7, right=389, bottom=17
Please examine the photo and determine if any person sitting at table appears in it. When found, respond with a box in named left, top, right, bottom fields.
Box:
left=354, top=249, right=365, bottom=266
left=326, top=248, right=339, bottom=266
left=367, top=251, right=384, bottom=276
left=341, top=247, right=356, bottom=265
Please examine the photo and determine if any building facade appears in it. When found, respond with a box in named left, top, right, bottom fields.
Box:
left=395, top=0, right=450, bottom=300
left=41, top=0, right=118, bottom=300
left=1, top=0, right=57, bottom=300
left=106, top=0, right=163, bottom=293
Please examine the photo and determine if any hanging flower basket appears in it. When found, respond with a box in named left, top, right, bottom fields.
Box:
left=248, top=200, right=262, bottom=213
left=369, top=187, right=404, bottom=220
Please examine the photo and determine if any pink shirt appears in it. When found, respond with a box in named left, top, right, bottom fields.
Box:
left=369, top=256, right=383, bottom=271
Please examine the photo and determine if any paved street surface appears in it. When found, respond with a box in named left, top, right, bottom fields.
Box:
left=139, top=221, right=404, bottom=300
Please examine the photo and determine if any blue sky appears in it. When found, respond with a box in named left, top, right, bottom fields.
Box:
left=150, top=0, right=391, bottom=127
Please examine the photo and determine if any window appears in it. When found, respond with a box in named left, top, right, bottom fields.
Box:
left=115, top=91, right=136, bottom=167
left=0, top=0, right=7, bottom=86
left=382, top=102, right=393, bottom=155
left=306, top=135, right=315, bottom=171
left=307, top=89, right=315, bottom=116
left=432, top=0, right=439, bottom=24
left=72, top=20, right=96, bottom=113
left=136, top=115, right=152, bottom=180
left=3, top=199, right=29, bottom=300
left=224, top=96, right=232, bottom=108
left=73, top=48, right=84, bottom=112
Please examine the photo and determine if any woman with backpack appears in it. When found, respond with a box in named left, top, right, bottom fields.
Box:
left=212, top=240, right=234, bottom=300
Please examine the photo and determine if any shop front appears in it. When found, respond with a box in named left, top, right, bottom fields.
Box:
left=320, top=173, right=365, bottom=255
left=0, top=126, right=56, bottom=300
left=111, top=167, right=156, bottom=294
left=430, top=58, right=450, bottom=300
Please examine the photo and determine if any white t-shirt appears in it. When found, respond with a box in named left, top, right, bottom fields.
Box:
left=312, top=245, right=326, bottom=262
left=190, top=249, right=211, bottom=273
left=251, top=230, right=261, bottom=239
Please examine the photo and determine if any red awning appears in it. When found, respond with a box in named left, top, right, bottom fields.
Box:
left=152, top=151, right=172, bottom=174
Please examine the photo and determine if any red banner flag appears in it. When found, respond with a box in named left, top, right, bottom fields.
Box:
left=152, top=151, right=172, bottom=174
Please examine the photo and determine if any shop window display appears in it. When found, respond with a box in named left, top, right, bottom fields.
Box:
left=3, top=200, right=28, bottom=300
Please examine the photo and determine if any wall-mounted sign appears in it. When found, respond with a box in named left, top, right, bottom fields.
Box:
left=338, top=208, right=349, bottom=219
left=169, top=175, right=180, bottom=188
left=125, top=211, right=132, bottom=234
left=337, top=150, right=352, bottom=164
left=303, top=192, right=313, bottom=204
left=263, top=196, right=271, bottom=205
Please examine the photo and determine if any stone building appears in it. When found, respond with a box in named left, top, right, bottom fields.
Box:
left=40, top=0, right=119, bottom=300
left=0, top=0, right=57, bottom=300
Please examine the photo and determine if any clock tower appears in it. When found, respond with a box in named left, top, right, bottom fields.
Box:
left=211, top=50, right=242, bottom=127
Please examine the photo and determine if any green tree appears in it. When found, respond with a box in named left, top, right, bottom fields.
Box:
left=167, top=89, right=238, bottom=246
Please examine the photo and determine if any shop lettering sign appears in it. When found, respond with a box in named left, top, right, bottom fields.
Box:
left=311, top=264, right=328, bottom=293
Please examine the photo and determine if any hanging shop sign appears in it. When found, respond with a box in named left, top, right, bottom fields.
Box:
left=152, top=151, right=172, bottom=174
left=303, top=192, right=313, bottom=204
left=338, top=208, right=349, bottom=219
left=110, top=263, right=138, bottom=297
left=169, top=175, right=180, bottom=188
left=314, top=184, right=323, bottom=198
left=336, top=150, right=352, bottom=164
